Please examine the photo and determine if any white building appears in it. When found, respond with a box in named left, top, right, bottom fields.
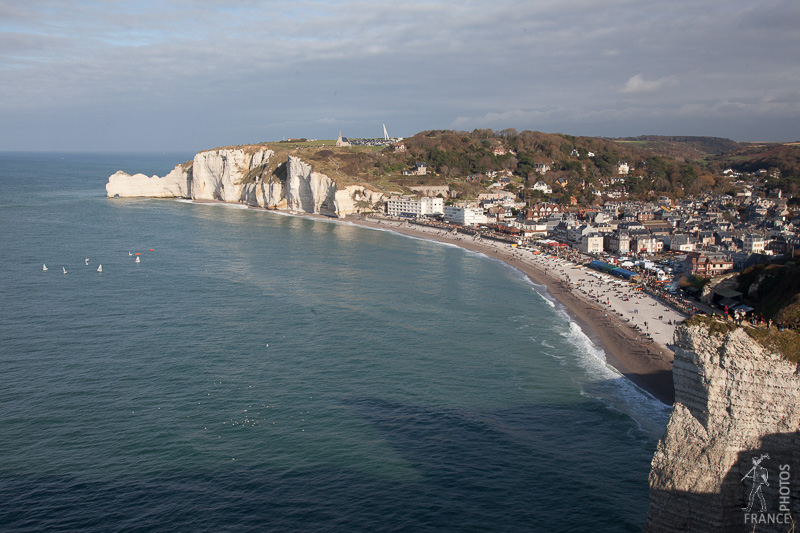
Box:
left=580, top=233, right=605, bottom=254
left=532, top=181, right=552, bottom=194
left=617, top=161, right=630, bottom=175
left=387, top=196, right=444, bottom=218
left=743, top=233, right=766, bottom=254
left=444, top=206, right=487, bottom=226
left=632, top=234, right=661, bottom=254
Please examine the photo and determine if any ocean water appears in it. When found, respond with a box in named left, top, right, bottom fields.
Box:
left=0, top=152, right=670, bottom=532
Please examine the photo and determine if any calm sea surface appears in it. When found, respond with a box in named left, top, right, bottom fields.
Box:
left=0, top=152, right=669, bottom=532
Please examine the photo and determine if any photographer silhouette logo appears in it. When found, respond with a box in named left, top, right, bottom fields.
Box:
left=741, top=453, right=793, bottom=526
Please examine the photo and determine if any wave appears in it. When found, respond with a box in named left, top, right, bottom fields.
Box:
left=180, top=200, right=250, bottom=210
left=560, top=319, right=670, bottom=437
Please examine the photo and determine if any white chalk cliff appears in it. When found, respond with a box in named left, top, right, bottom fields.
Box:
left=106, top=146, right=384, bottom=218
left=644, top=320, right=799, bottom=532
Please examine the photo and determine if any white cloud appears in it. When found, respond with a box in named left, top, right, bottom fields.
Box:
left=621, top=74, right=679, bottom=94
left=0, top=0, right=799, bottom=148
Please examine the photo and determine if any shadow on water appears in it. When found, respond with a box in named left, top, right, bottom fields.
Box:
left=0, top=394, right=658, bottom=533
left=644, top=431, right=799, bottom=532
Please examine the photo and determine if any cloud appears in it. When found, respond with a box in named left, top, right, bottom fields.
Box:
left=0, top=0, right=798, bottom=149
left=621, top=74, right=679, bottom=94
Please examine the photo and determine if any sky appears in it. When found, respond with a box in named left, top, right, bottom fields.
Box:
left=1, top=0, right=799, bottom=151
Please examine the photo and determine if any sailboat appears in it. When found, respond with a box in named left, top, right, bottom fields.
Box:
left=85, top=257, right=89, bottom=265
left=62, top=267, right=67, bottom=274
left=135, top=256, right=140, bottom=263
left=43, top=264, right=48, bottom=271
left=97, top=264, right=103, bottom=272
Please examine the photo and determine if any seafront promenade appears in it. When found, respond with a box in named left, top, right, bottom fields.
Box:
left=348, top=215, right=680, bottom=404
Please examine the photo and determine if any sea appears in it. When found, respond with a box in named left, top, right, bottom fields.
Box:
left=0, top=152, right=671, bottom=532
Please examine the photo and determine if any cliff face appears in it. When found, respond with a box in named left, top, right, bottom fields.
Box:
left=644, top=322, right=799, bottom=532
left=106, top=147, right=383, bottom=218
left=190, top=147, right=273, bottom=203
left=106, top=165, right=191, bottom=198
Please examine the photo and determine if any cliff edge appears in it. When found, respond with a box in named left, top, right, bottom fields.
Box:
left=106, top=146, right=384, bottom=218
left=644, top=318, right=799, bottom=532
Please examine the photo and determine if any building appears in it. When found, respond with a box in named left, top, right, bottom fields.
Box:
left=533, top=163, right=550, bottom=174
left=580, top=233, right=604, bottom=255
left=605, top=231, right=631, bottom=254
left=387, top=196, right=444, bottom=218
left=683, top=252, right=734, bottom=277
left=532, top=181, right=552, bottom=194
left=568, top=223, right=597, bottom=244
left=402, top=162, right=428, bottom=176
left=444, top=206, right=487, bottom=226
left=742, top=233, right=766, bottom=255
left=522, top=203, right=565, bottom=220
left=409, top=185, right=449, bottom=197
left=632, top=234, right=661, bottom=254
left=668, top=233, right=695, bottom=252
left=335, top=131, right=350, bottom=147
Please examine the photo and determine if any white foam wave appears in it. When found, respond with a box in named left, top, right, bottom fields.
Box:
left=531, top=287, right=556, bottom=307
left=356, top=224, right=464, bottom=249
left=178, top=199, right=250, bottom=210
left=560, top=319, right=671, bottom=437
left=562, top=320, right=607, bottom=366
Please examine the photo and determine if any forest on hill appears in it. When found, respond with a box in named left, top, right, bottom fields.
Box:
left=258, top=129, right=800, bottom=202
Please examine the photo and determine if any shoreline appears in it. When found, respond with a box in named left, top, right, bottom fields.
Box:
left=192, top=199, right=678, bottom=405
left=343, top=216, right=677, bottom=405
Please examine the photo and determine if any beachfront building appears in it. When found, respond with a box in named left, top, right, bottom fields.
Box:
left=605, top=231, right=631, bottom=254
left=387, top=196, right=444, bottom=218
left=568, top=224, right=597, bottom=244
left=632, top=234, right=661, bottom=254
left=519, top=220, right=548, bottom=237
left=444, top=206, right=487, bottom=226
left=580, top=233, right=604, bottom=255
left=550, top=219, right=579, bottom=243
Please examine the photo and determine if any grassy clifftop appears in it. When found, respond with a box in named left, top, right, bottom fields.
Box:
left=684, top=314, right=800, bottom=363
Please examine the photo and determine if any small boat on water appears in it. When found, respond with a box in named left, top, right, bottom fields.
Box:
left=43, top=264, right=48, bottom=271
left=97, top=264, right=103, bottom=272
left=85, top=257, right=89, bottom=265
left=62, top=267, right=67, bottom=274
left=135, top=256, right=140, bottom=263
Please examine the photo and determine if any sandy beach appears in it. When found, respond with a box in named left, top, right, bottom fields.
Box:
left=346, top=216, right=682, bottom=405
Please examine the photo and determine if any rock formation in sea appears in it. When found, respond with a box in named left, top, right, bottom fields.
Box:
left=644, top=318, right=799, bottom=532
left=106, top=146, right=384, bottom=218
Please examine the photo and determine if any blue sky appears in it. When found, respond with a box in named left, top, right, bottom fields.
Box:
left=1, top=0, right=798, bottom=151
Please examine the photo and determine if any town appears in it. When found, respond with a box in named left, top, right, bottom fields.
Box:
left=356, top=131, right=800, bottom=328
